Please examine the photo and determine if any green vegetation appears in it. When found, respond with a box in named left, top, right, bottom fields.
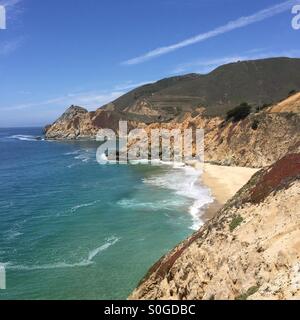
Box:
left=229, top=215, right=244, bottom=232
left=236, top=286, right=259, bottom=300
left=251, top=119, right=259, bottom=130
left=256, top=103, right=272, bottom=112
left=226, top=103, right=252, bottom=122
left=288, top=89, right=297, bottom=96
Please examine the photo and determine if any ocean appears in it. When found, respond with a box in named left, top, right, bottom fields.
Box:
left=0, top=127, right=213, bottom=300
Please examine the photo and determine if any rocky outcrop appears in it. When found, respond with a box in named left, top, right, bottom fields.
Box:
left=44, top=105, right=142, bottom=140
left=129, top=153, right=300, bottom=300
left=45, top=106, right=93, bottom=139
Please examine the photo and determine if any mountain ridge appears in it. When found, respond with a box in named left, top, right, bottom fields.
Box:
left=101, top=57, right=300, bottom=119
left=45, top=57, right=300, bottom=137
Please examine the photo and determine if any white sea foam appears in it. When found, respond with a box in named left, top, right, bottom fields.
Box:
left=8, top=135, right=43, bottom=141
left=5, top=230, right=23, bottom=241
left=73, top=149, right=95, bottom=163
left=117, top=198, right=187, bottom=211
left=6, top=237, right=119, bottom=271
left=67, top=163, right=76, bottom=169
left=70, top=200, right=100, bottom=213
left=129, top=159, right=150, bottom=165
left=144, top=164, right=213, bottom=230
left=63, top=150, right=81, bottom=156
left=88, top=237, right=119, bottom=261
left=75, top=154, right=90, bottom=162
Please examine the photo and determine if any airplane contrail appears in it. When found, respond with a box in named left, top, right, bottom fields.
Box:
left=122, top=0, right=299, bottom=65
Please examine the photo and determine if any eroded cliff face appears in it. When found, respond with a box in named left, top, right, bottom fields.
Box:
left=44, top=105, right=142, bottom=140
left=129, top=154, right=300, bottom=300
left=45, top=95, right=300, bottom=168
left=45, top=106, right=95, bottom=139
left=124, top=110, right=300, bottom=168
left=202, top=112, right=300, bottom=167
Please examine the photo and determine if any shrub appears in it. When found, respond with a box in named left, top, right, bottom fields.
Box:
left=236, top=286, right=259, bottom=300
left=256, top=103, right=272, bottom=112
left=226, top=103, right=252, bottom=122
left=251, top=120, right=259, bottom=130
left=288, top=90, right=297, bottom=96
left=229, top=215, right=244, bottom=232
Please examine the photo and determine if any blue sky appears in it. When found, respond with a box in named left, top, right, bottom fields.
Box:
left=0, top=0, right=300, bottom=127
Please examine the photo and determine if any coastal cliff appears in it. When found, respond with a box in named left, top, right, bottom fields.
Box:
left=45, top=103, right=300, bottom=168
left=44, top=105, right=141, bottom=140
left=45, top=58, right=300, bottom=168
left=43, top=57, right=300, bottom=300
left=125, top=109, right=300, bottom=168
left=129, top=154, right=300, bottom=300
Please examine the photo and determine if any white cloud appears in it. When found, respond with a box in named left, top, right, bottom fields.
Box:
left=67, top=91, right=125, bottom=108
left=0, top=0, right=22, bottom=7
left=171, top=49, right=300, bottom=74
left=1, top=78, right=157, bottom=112
left=113, top=80, right=154, bottom=91
left=1, top=90, right=126, bottom=111
left=122, top=0, right=298, bottom=65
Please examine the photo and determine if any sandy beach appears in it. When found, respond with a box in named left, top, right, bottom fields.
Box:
left=202, top=164, right=260, bottom=204
left=195, top=163, right=260, bottom=220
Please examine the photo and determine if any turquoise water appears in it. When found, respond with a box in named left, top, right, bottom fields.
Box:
left=0, top=128, right=212, bottom=300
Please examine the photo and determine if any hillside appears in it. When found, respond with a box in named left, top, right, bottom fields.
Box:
left=102, top=57, right=300, bottom=120
left=129, top=154, right=300, bottom=300
left=45, top=57, right=300, bottom=139
left=270, top=92, right=300, bottom=113
left=45, top=84, right=300, bottom=168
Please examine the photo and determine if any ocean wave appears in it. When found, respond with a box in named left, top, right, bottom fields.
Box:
left=64, top=148, right=95, bottom=163
left=87, top=237, right=119, bottom=260
left=143, top=164, right=213, bottom=230
left=6, top=237, right=119, bottom=271
left=67, top=163, right=77, bottom=169
left=63, top=150, right=81, bottom=156
left=8, top=135, right=43, bottom=141
left=5, top=230, right=23, bottom=241
left=2, top=219, right=26, bottom=241
left=75, top=155, right=90, bottom=162
left=70, top=200, right=100, bottom=213
left=117, top=198, right=187, bottom=211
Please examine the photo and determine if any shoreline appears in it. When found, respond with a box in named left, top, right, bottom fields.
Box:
left=194, top=162, right=260, bottom=221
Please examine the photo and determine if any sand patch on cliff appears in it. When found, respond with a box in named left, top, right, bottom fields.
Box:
left=200, top=164, right=259, bottom=205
